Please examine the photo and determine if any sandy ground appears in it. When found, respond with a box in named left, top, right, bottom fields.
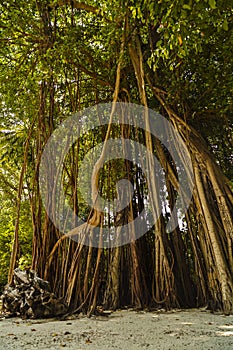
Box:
left=0, top=308, right=233, bottom=350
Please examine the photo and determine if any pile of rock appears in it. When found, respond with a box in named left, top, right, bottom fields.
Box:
left=1, top=268, right=68, bottom=318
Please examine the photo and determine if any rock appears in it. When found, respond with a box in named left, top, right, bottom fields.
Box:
left=1, top=268, right=68, bottom=319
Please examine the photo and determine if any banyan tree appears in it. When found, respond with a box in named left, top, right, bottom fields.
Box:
left=1, top=0, right=233, bottom=315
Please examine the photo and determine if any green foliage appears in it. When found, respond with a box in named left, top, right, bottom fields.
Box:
left=0, top=202, right=13, bottom=289
left=0, top=193, right=32, bottom=292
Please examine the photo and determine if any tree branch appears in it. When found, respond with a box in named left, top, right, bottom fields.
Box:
left=55, top=0, right=99, bottom=14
